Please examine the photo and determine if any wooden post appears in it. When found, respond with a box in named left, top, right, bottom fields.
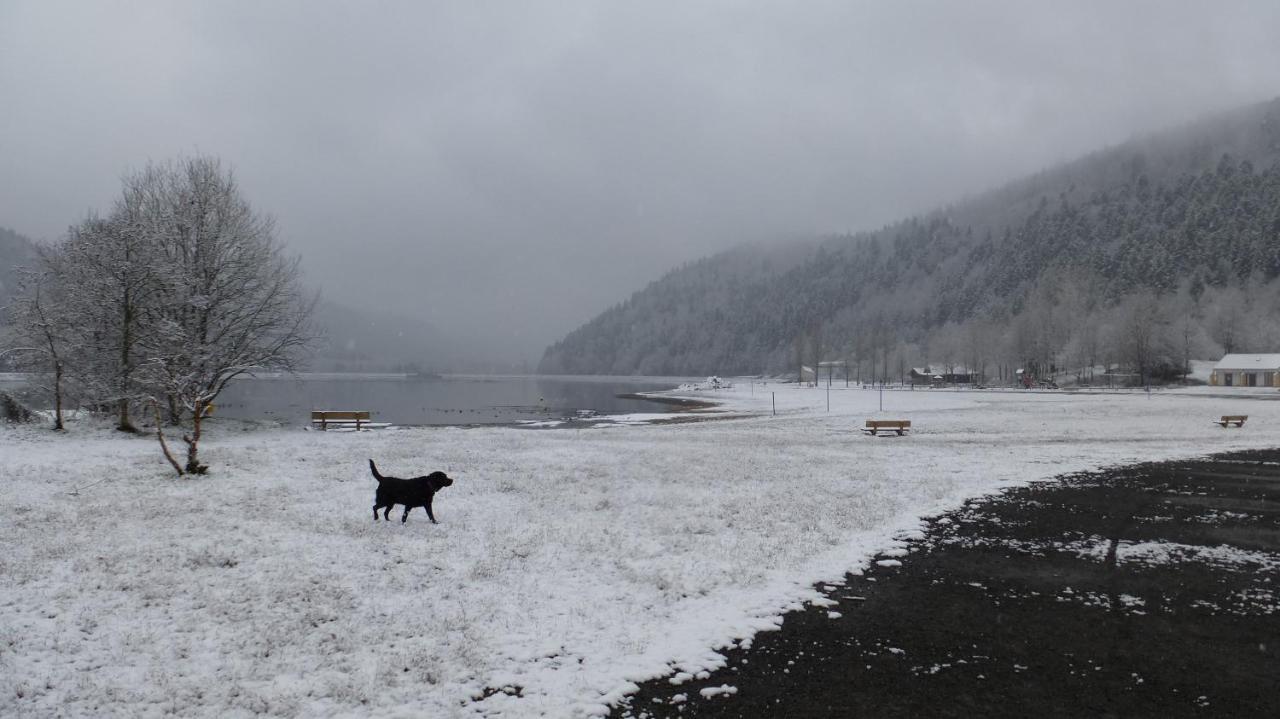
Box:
left=772, top=392, right=776, bottom=416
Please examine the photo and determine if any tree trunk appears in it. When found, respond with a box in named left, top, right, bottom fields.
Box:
left=812, top=325, right=823, bottom=387
left=795, top=333, right=805, bottom=384
left=53, top=360, right=64, bottom=431
left=117, top=299, right=135, bottom=432
left=151, top=400, right=183, bottom=476
left=117, top=398, right=135, bottom=432
left=183, top=402, right=208, bottom=474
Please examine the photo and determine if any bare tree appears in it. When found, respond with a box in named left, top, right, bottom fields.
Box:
left=1206, top=285, right=1245, bottom=353
left=964, top=319, right=998, bottom=385
left=1169, top=285, right=1212, bottom=383
left=56, top=210, right=166, bottom=432
left=793, top=329, right=806, bottom=384
left=128, top=156, right=317, bottom=474
left=1115, top=292, right=1171, bottom=386
left=6, top=265, right=73, bottom=430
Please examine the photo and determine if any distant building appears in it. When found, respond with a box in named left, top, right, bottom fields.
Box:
left=910, top=365, right=976, bottom=386
left=909, top=368, right=936, bottom=386
left=1209, top=354, right=1280, bottom=387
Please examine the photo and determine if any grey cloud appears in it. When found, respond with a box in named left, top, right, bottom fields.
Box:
left=3, top=1, right=1279, bottom=364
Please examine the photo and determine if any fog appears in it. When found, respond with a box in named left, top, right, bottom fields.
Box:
left=3, top=1, right=1279, bottom=367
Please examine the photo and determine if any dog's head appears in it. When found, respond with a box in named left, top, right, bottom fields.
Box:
left=427, top=471, right=453, bottom=491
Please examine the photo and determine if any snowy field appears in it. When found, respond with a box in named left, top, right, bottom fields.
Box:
left=3, top=384, right=1280, bottom=717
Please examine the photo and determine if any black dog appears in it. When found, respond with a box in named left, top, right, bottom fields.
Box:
left=369, top=459, right=453, bottom=524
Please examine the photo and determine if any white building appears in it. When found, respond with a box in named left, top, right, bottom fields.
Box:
left=1209, top=354, right=1280, bottom=387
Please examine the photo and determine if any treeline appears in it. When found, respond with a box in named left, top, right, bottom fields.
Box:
left=3, top=156, right=314, bottom=474
left=540, top=99, right=1280, bottom=381
left=0, top=226, right=39, bottom=306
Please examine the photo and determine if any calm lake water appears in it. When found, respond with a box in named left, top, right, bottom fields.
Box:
left=211, top=374, right=694, bottom=426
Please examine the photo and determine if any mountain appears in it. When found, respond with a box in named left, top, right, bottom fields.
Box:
left=540, top=97, right=1280, bottom=378
left=0, top=227, right=42, bottom=370
left=0, top=229, right=455, bottom=374
left=0, top=226, right=488, bottom=375
left=0, top=226, right=40, bottom=307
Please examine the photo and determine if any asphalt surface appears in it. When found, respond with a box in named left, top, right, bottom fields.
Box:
left=615, top=449, right=1280, bottom=718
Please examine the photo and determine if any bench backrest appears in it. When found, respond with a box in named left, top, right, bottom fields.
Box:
left=866, top=419, right=911, bottom=428
left=312, top=410, right=370, bottom=421
left=1220, top=415, right=1248, bottom=421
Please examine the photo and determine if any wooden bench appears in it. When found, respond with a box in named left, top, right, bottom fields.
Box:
left=1216, top=415, right=1248, bottom=428
left=311, top=410, right=373, bottom=430
left=863, top=419, right=911, bottom=436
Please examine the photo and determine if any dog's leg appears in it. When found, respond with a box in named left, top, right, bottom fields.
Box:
left=425, top=497, right=438, bottom=524
left=373, top=505, right=380, bottom=521
left=384, top=506, right=392, bottom=521
left=402, top=506, right=411, bottom=524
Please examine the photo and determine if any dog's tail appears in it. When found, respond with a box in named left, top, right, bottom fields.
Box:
left=369, top=459, right=385, bottom=482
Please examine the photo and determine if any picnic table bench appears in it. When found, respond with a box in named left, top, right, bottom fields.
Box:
left=311, top=410, right=389, bottom=431
left=863, top=419, right=911, bottom=436
left=1216, top=415, right=1248, bottom=428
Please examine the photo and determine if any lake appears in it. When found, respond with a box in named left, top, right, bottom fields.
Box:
left=210, top=374, right=696, bottom=426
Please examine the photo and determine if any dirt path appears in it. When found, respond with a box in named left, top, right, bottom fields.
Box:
left=615, top=449, right=1280, bottom=718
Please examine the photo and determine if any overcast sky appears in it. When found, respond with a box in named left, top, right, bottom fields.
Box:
left=3, top=1, right=1280, bottom=363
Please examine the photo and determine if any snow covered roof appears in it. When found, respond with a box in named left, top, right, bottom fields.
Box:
left=911, top=365, right=976, bottom=376
left=1213, top=354, right=1280, bottom=370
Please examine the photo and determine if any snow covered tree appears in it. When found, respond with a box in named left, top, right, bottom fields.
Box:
left=1114, top=292, right=1172, bottom=386
left=5, top=263, right=74, bottom=430
left=57, top=210, right=164, bottom=432
left=126, top=156, right=317, bottom=474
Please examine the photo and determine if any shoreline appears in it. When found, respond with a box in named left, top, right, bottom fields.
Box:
left=615, top=392, right=721, bottom=413
left=615, top=447, right=1280, bottom=717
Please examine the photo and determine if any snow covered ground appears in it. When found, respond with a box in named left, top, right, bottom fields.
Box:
left=3, top=384, right=1280, bottom=717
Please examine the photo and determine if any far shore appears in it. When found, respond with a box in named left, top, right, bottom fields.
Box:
left=616, top=392, right=720, bottom=413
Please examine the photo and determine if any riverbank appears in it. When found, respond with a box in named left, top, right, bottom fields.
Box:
left=4, top=386, right=1280, bottom=716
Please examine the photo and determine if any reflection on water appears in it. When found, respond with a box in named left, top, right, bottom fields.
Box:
left=212, top=374, right=691, bottom=426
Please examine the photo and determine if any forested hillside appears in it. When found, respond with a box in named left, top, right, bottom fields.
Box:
left=540, top=98, right=1280, bottom=382
left=0, top=226, right=39, bottom=306
left=0, top=227, right=41, bottom=364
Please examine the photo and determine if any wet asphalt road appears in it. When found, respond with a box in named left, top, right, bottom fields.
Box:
left=615, top=449, right=1280, bottom=718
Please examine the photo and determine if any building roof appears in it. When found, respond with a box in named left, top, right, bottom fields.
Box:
left=1213, top=354, right=1280, bottom=370
left=911, top=365, right=975, bottom=377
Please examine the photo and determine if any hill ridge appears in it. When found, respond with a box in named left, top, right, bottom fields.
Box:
left=540, top=97, right=1280, bottom=379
